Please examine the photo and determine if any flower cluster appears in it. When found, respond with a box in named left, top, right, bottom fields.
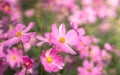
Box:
left=0, top=0, right=120, bottom=75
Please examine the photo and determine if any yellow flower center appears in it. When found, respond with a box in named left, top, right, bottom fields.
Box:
left=4, top=5, right=9, bottom=11
left=25, top=62, right=29, bottom=66
left=90, top=50, right=95, bottom=57
left=12, top=55, right=17, bottom=60
left=46, top=57, right=53, bottom=63
left=16, top=31, right=22, bottom=37
left=87, top=68, right=92, bottom=72
left=59, top=37, right=65, bottom=43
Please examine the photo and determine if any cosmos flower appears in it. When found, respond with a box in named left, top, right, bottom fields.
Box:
left=78, top=60, right=102, bottom=75
left=50, top=24, right=78, bottom=55
left=6, top=22, right=34, bottom=47
left=40, top=47, right=64, bottom=72
left=6, top=47, right=23, bottom=68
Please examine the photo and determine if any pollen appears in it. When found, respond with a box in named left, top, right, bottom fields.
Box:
left=12, top=55, right=17, bottom=60
left=90, top=50, right=95, bottom=57
left=87, top=68, right=92, bottom=72
left=4, top=5, right=9, bottom=11
left=59, top=37, right=65, bottom=43
left=16, top=31, right=22, bottom=37
left=46, top=57, right=53, bottom=63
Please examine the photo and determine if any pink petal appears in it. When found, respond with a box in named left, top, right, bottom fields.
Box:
left=59, top=23, right=66, bottom=36
left=65, top=29, right=78, bottom=45
left=51, top=24, right=60, bottom=39
left=36, top=42, right=44, bottom=46
left=21, top=35, right=30, bottom=43
left=23, top=22, right=34, bottom=33
left=36, top=35, right=48, bottom=42
left=78, top=28, right=85, bottom=36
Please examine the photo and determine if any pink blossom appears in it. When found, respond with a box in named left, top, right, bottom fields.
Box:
left=101, top=50, right=112, bottom=64
left=81, top=0, right=93, bottom=6
left=25, top=9, right=35, bottom=18
left=6, top=47, right=23, bottom=68
left=40, top=47, right=64, bottom=72
left=78, top=60, right=102, bottom=75
left=99, top=22, right=110, bottom=33
left=78, top=46, right=89, bottom=59
left=89, top=45, right=102, bottom=63
left=104, top=43, right=112, bottom=51
left=107, top=0, right=119, bottom=8
left=6, top=22, right=34, bottom=46
left=50, top=24, right=78, bottom=55
left=0, top=2, right=10, bottom=14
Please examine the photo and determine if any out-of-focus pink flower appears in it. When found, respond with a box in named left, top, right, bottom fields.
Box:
left=81, top=0, right=93, bottom=6
left=88, top=36, right=99, bottom=44
left=40, top=47, right=64, bottom=72
left=6, top=22, right=34, bottom=46
left=78, top=46, right=89, bottom=59
left=6, top=47, right=23, bottom=68
left=25, top=9, right=35, bottom=18
left=104, top=43, right=112, bottom=51
left=83, top=7, right=96, bottom=24
left=106, top=8, right=117, bottom=18
left=95, top=5, right=107, bottom=18
left=89, top=45, right=101, bottom=63
left=0, top=2, right=10, bottom=14
left=107, top=0, right=119, bottom=8
left=15, top=61, right=39, bottom=75
left=69, top=10, right=86, bottom=26
left=50, top=24, right=78, bottom=55
left=78, top=60, right=102, bottom=75
left=64, top=55, right=74, bottom=64
left=55, top=0, right=75, bottom=9
left=10, top=6, right=22, bottom=21
left=99, top=22, right=110, bottom=33
left=101, top=50, right=112, bottom=64
left=5, top=0, right=19, bottom=4
left=22, top=56, right=33, bottom=69
left=76, top=36, right=91, bottom=50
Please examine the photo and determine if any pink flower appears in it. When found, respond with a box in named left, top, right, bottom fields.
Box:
left=6, top=47, right=23, bottom=68
left=22, top=56, right=33, bottom=69
left=83, top=7, right=96, bottom=24
left=0, top=2, right=10, bottom=14
left=101, top=50, right=111, bottom=64
left=99, top=22, right=110, bottom=33
left=104, top=43, right=112, bottom=51
left=89, top=45, right=102, bottom=63
left=24, top=9, right=35, bottom=18
left=6, top=22, right=34, bottom=46
left=81, top=0, right=93, bottom=6
left=78, top=60, right=102, bottom=75
left=69, top=10, right=86, bottom=26
left=55, top=0, right=75, bottom=9
left=78, top=46, right=89, bottom=59
left=50, top=24, right=78, bottom=55
left=40, top=47, right=64, bottom=72
left=15, top=62, right=39, bottom=75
